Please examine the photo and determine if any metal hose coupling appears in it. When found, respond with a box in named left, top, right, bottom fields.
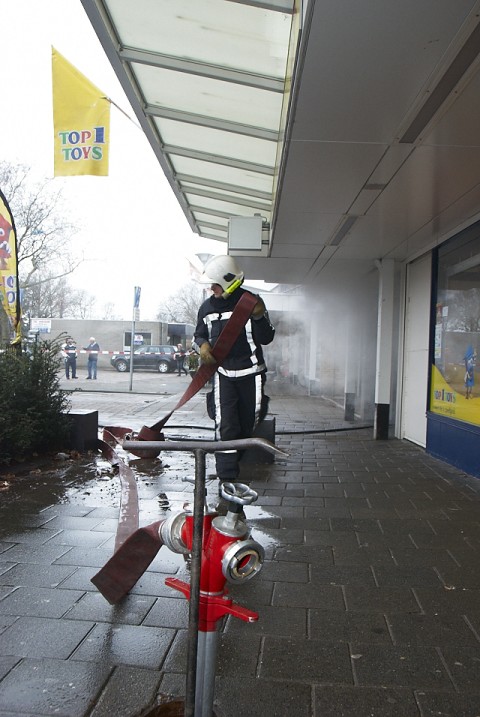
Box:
left=221, top=539, right=265, bottom=584
left=159, top=511, right=190, bottom=554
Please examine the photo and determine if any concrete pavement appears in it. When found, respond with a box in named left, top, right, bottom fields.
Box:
left=0, top=372, right=479, bottom=716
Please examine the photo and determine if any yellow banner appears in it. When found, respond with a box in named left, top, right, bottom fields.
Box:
left=430, top=364, right=480, bottom=426
left=52, top=48, right=110, bottom=177
left=0, top=190, right=21, bottom=344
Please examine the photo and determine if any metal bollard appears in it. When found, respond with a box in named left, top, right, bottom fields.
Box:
left=121, top=438, right=288, bottom=717
left=161, top=481, right=264, bottom=716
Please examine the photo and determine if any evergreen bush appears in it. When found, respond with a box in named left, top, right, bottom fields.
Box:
left=187, top=351, right=199, bottom=372
left=0, top=336, right=71, bottom=464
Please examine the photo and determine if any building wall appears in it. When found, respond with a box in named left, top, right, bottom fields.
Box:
left=33, top=318, right=169, bottom=369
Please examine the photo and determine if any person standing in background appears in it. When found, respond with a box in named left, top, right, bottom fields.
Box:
left=83, top=337, right=100, bottom=380
left=62, top=337, right=78, bottom=379
left=174, top=343, right=188, bottom=376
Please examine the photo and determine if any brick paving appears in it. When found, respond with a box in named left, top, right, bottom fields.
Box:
left=0, top=376, right=479, bottom=716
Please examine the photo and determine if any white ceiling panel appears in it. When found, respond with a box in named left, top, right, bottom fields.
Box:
left=280, top=141, right=387, bottom=213
left=291, top=0, right=479, bottom=143
left=239, top=256, right=313, bottom=283
left=154, top=119, right=278, bottom=165
left=271, top=243, right=320, bottom=259
left=170, top=157, right=274, bottom=194
left=272, top=0, right=480, bottom=284
left=134, top=65, right=284, bottom=129
left=184, top=193, right=271, bottom=219
left=424, top=68, right=480, bottom=146
left=273, top=208, right=340, bottom=247
left=108, top=0, right=293, bottom=76
left=358, top=144, right=480, bottom=257
left=193, top=213, right=229, bottom=227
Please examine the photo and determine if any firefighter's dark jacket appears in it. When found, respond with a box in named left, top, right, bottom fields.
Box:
left=193, top=288, right=275, bottom=379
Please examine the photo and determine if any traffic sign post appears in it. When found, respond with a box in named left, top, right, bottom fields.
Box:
left=129, top=286, right=141, bottom=392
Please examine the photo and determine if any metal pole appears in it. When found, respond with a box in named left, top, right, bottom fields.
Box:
left=195, top=630, right=220, bottom=716
left=129, top=286, right=141, bottom=392
left=184, top=448, right=206, bottom=717
left=129, top=312, right=135, bottom=392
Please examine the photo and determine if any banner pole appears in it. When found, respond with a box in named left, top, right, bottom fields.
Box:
left=0, top=189, right=22, bottom=345
left=129, top=286, right=141, bottom=392
left=128, top=314, right=135, bottom=392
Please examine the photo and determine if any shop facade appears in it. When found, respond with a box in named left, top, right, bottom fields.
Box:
left=426, top=221, right=480, bottom=477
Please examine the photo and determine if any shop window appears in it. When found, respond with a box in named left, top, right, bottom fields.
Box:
left=431, top=222, right=480, bottom=425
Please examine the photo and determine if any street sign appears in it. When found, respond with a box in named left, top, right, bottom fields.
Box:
left=30, top=318, right=51, bottom=333
left=134, top=286, right=141, bottom=308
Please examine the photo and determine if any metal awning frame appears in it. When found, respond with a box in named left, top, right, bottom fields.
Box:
left=80, top=0, right=300, bottom=245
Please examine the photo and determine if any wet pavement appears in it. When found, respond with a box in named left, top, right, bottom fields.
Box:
left=0, top=370, right=480, bottom=716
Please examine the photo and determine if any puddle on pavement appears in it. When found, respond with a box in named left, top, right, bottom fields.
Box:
left=242, top=505, right=282, bottom=551
left=0, top=433, right=278, bottom=717
left=0, top=436, right=281, bottom=553
left=243, top=504, right=276, bottom=520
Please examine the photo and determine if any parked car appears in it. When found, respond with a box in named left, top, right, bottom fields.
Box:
left=110, top=345, right=177, bottom=373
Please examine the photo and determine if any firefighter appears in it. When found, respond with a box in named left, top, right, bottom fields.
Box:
left=193, top=255, right=275, bottom=482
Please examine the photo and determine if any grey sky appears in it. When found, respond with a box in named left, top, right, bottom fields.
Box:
left=0, top=0, right=221, bottom=319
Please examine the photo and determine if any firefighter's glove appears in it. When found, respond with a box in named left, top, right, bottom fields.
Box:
left=251, top=298, right=266, bottom=320
left=200, top=342, right=217, bottom=366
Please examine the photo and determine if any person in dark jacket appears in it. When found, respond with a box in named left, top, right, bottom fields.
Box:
left=174, top=343, right=188, bottom=376
left=193, top=254, right=275, bottom=483
left=62, top=337, right=78, bottom=379
left=83, top=337, right=100, bottom=380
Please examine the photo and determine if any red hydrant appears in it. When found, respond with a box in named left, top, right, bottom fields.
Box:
left=160, top=482, right=264, bottom=716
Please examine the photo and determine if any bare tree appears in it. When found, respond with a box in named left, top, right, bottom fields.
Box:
left=23, top=273, right=97, bottom=319
left=445, top=289, right=480, bottom=332
left=100, top=302, right=121, bottom=321
left=156, top=281, right=205, bottom=324
left=0, top=162, right=79, bottom=281
left=63, top=288, right=97, bottom=319
left=26, top=273, right=69, bottom=318
left=0, top=161, right=97, bottom=328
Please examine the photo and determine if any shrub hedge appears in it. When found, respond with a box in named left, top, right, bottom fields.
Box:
left=0, top=336, right=72, bottom=464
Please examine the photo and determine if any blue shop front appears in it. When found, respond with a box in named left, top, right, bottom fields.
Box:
left=427, top=220, right=480, bottom=478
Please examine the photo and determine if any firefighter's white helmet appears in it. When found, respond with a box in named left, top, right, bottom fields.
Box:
left=200, top=255, right=244, bottom=296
